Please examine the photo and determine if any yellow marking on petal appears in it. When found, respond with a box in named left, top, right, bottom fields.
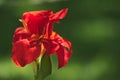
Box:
left=50, top=31, right=56, bottom=39
left=37, top=43, right=46, bottom=63
left=39, top=35, right=45, bottom=39
left=41, top=43, right=46, bottom=55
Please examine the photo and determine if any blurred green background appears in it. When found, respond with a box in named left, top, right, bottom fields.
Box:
left=0, top=0, right=120, bottom=80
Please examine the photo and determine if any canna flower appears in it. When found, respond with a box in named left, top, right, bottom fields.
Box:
left=11, top=8, right=72, bottom=68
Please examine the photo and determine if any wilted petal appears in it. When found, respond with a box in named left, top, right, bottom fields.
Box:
left=11, top=39, right=41, bottom=67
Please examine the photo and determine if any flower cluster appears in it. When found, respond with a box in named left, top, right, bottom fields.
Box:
left=11, top=8, right=72, bottom=68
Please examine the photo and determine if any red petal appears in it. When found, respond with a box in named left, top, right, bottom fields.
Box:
left=50, top=32, right=71, bottom=49
left=49, top=32, right=72, bottom=68
left=45, top=8, right=68, bottom=38
left=57, top=45, right=72, bottom=68
left=56, top=39, right=72, bottom=68
left=45, top=22, right=53, bottom=38
left=12, top=27, right=31, bottom=43
left=43, top=39, right=59, bottom=55
left=11, top=39, right=41, bottom=67
left=51, top=8, right=68, bottom=20
left=22, top=10, right=51, bottom=35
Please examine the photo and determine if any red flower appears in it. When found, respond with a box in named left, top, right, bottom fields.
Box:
left=11, top=8, right=72, bottom=68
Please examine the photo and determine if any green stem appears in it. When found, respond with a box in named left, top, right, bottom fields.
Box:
left=34, top=65, right=43, bottom=80
left=33, top=54, right=52, bottom=80
left=34, top=54, right=44, bottom=80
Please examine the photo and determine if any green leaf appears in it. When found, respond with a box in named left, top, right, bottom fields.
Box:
left=38, top=55, right=52, bottom=80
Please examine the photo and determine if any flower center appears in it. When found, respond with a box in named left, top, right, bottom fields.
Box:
left=29, top=33, right=45, bottom=47
left=19, top=19, right=47, bottom=47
